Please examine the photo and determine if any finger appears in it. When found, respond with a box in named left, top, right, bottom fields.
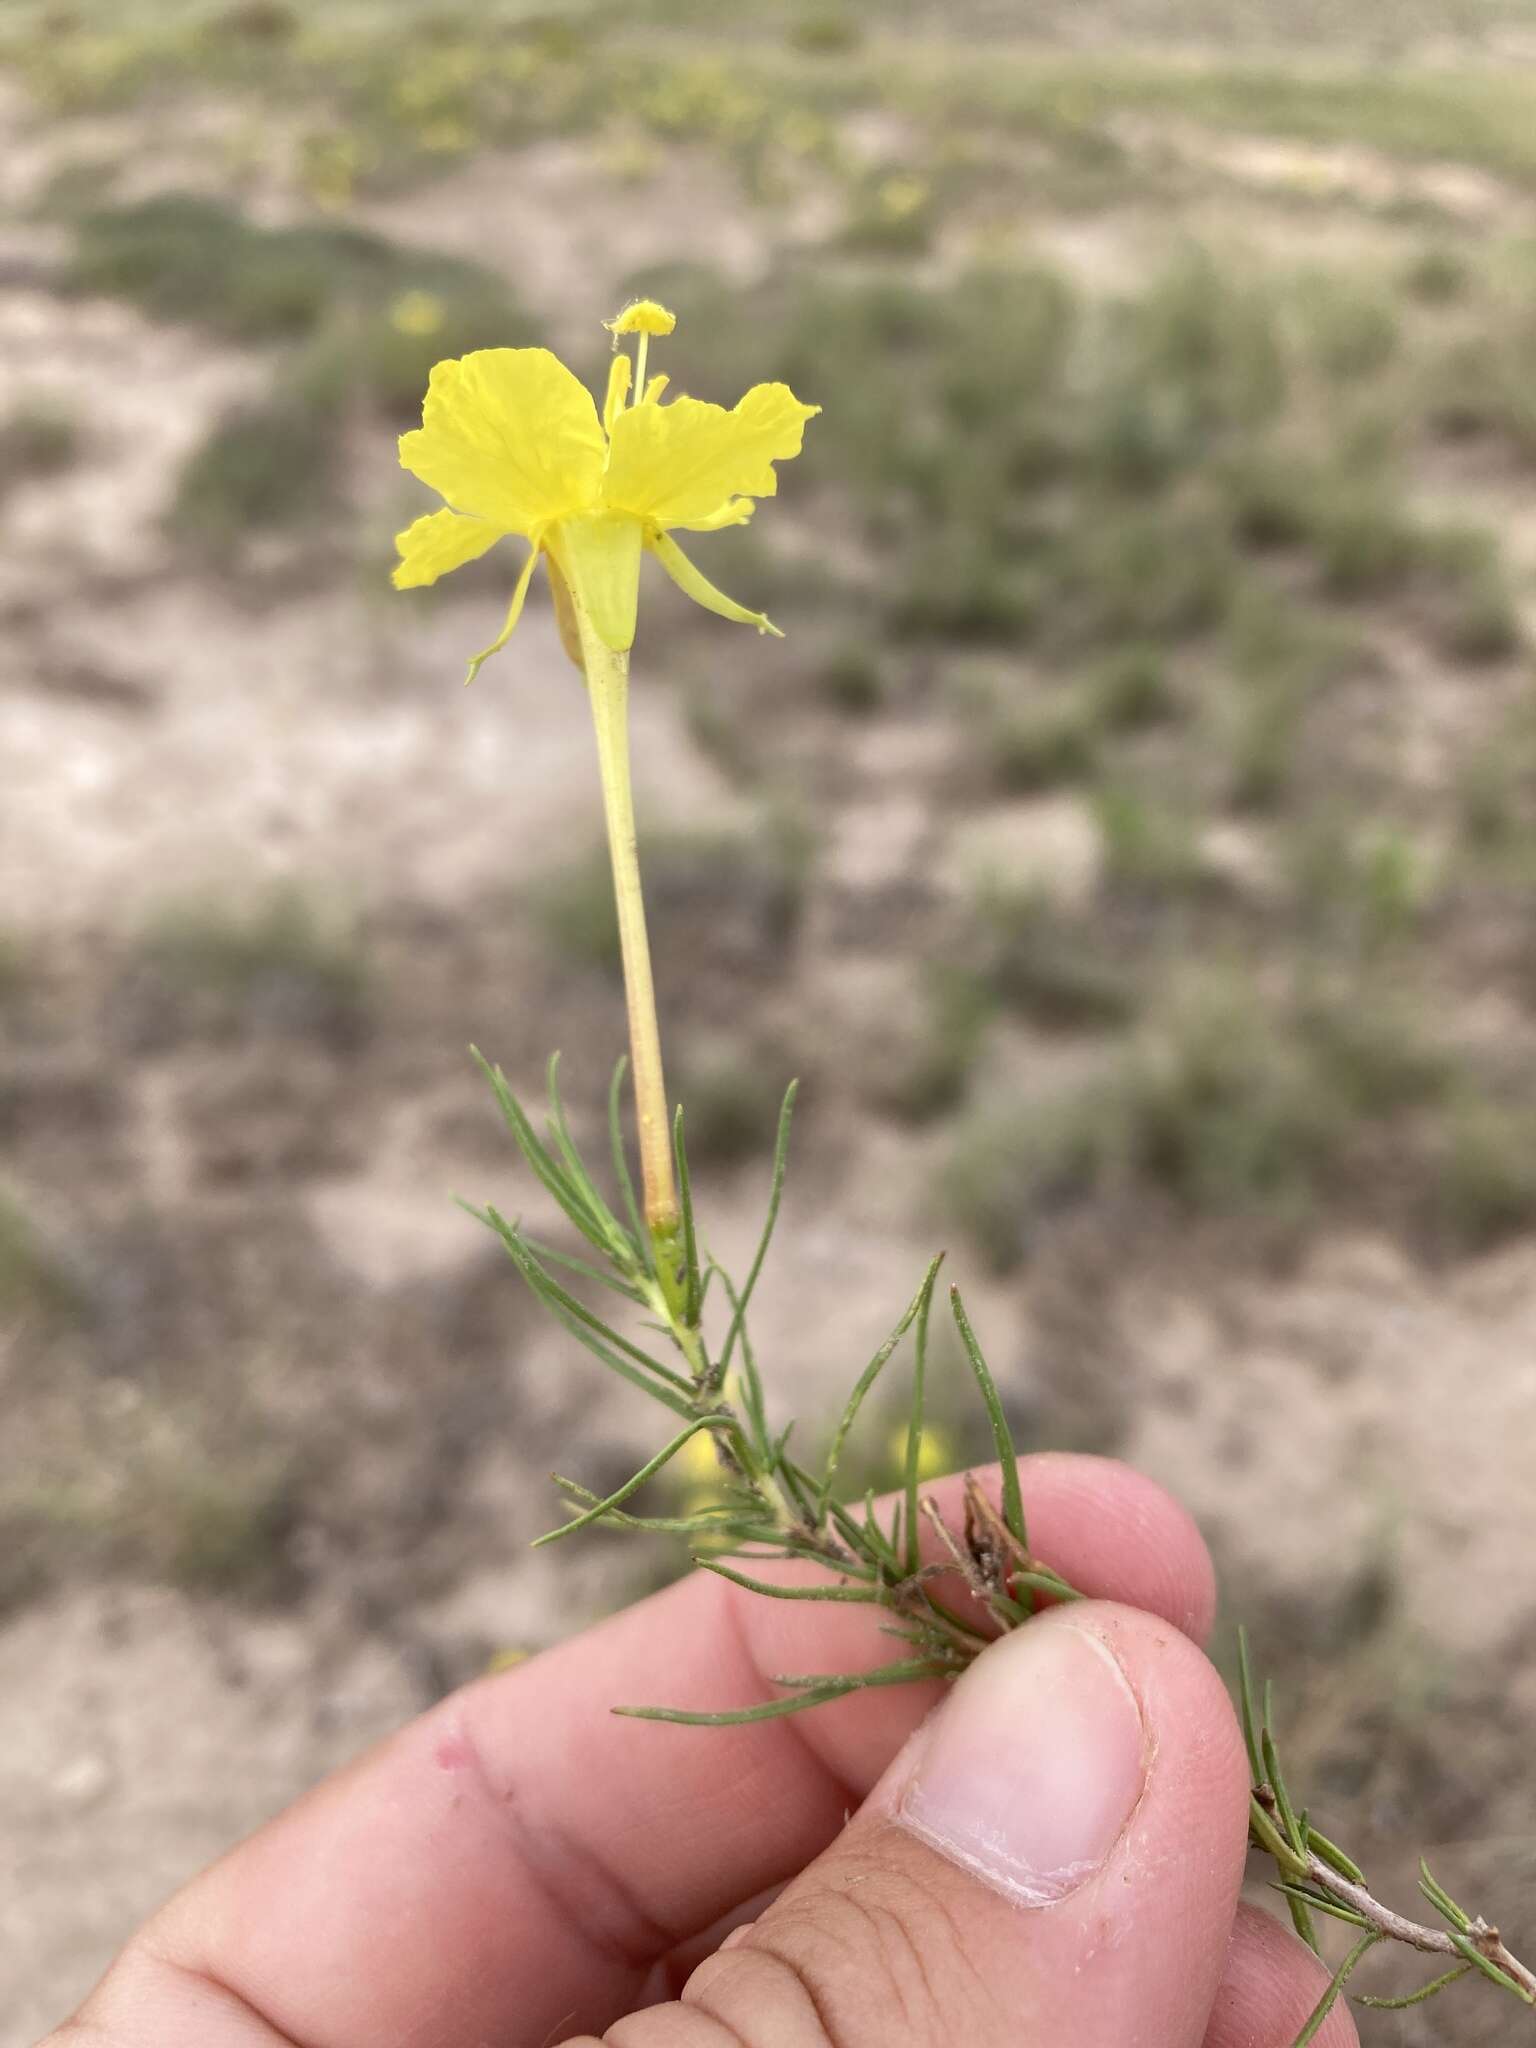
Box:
left=1203, top=1904, right=1361, bottom=2048
left=582, top=1602, right=1251, bottom=2048
left=61, top=1455, right=1214, bottom=2048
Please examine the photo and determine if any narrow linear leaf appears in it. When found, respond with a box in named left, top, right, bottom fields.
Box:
left=719, top=1080, right=798, bottom=1379
left=1011, top=1569, right=1085, bottom=1603
left=673, top=1103, right=703, bottom=1329
left=1249, top=1794, right=1306, bottom=1877
left=949, top=1286, right=1026, bottom=1550
left=608, top=1056, right=650, bottom=1271
left=534, top=1419, right=724, bottom=1546
left=1261, top=1723, right=1307, bottom=1859
left=485, top=1207, right=694, bottom=1392
left=1357, top=1964, right=1473, bottom=2010
left=905, top=1253, right=940, bottom=1576
left=715, top=1265, right=770, bottom=1458
left=697, top=1559, right=882, bottom=1603
left=1418, top=1859, right=1472, bottom=1933
left=545, top=1051, right=626, bottom=1252
left=1271, top=1884, right=1370, bottom=1931
left=474, top=1049, right=621, bottom=1256
left=819, top=1256, right=944, bottom=1518
left=1236, top=1627, right=1263, bottom=1784
left=1305, top=1826, right=1365, bottom=1888
left=489, top=1217, right=695, bottom=1417
left=1447, top=1930, right=1536, bottom=2001
left=521, top=1234, right=644, bottom=1303
left=1289, top=1934, right=1380, bottom=2048
left=615, top=1654, right=951, bottom=1726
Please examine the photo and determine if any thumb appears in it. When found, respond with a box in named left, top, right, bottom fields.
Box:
left=582, top=1603, right=1251, bottom=2048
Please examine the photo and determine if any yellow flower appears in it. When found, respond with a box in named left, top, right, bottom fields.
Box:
left=393, top=302, right=818, bottom=681
left=390, top=289, right=445, bottom=337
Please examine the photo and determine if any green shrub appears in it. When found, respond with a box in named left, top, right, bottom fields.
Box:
left=136, top=888, right=371, bottom=1046
left=170, top=390, right=338, bottom=543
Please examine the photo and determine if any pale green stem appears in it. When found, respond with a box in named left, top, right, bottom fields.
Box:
left=572, top=600, right=681, bottom=1248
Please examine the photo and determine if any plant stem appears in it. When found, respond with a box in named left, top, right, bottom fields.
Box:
left=1298, top=1847, right=1536, bottom=2003
left=573, top=599, right=680, bottom=1247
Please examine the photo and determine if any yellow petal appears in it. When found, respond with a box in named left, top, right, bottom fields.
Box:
left=606, top=299, right=677, bottom=336
left=603, top=382, right=819, bottom=528
left=392, top=508, right=504, bottom=589
left=399, top=348, right=605, bottom=533
left=603, top=352, right=632, bottom=435
left=464, top=543, right=542, bottom=684
left=649, top=532, right=782, bottom=636
left=550, top=512, right=644, bottom=653
left=674, top=496, right=755, bottom=534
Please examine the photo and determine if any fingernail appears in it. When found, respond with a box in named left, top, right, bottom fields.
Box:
left=896, top=1620, right=1147, bottom=1907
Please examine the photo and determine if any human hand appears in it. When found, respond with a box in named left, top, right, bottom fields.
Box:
left=40, top=1454, right=1355, bottom=2047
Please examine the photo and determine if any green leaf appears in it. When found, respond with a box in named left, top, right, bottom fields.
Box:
left=1236, top=1627, right=1263, bottom=1783
left=904, top=1253, right=940, bottom=1576
left=949, top=1285, right=1027, bottom=1551
left=485, top=1211, right=694, bottom=1416
left=697, top=1558, right=882, bottom=1603
left=545, top=1051, right=627, bottom=1256
left=1305, top=1825, right=1365, bottom=1888
left=1447, top=1930, right=1536, bottom=2002
left=1288, top=1933, right=1380, bottom=2048
left=1357, top=1964, right=1473, bottom=2010
left=673, top=1102, right=703, bottom=1330
left=485, top=1206, right=692, bottom=1389
left=1271, top=1884, right=1369, bottom=1931
left=715, top=1264, right=770, bottom=1458
left=1418, top=1859, right=1472, bottom=1933
left=534, top=1419, right=724, bottom=1546
left=474, top=1050, right=623, bottom=1258
left=615, top=1654, right=952, bottom=1726
left=818, top=1256, right=944, bottom=1519
left=718, top=1080, right=798, bottom=1381
left=608, top=1055, right=650, bottom=1271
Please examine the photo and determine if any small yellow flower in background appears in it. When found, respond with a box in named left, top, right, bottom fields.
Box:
left=605, top=298, right=676, bottom=337
left=887, top=1420, right=955, bottom=1482
left=393, top=299, right=818, bottom=682
left=878, top=173, right=930, bottom=222
left=485, top=1645, right=531, bottom=1674
left=390, top=289, right=446, bottom=338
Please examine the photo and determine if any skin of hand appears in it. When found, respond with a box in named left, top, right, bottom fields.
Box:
left=38, top=1454, right=1357, bottom=2048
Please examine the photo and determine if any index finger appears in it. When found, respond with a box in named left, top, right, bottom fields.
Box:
left=69, top=1454, right=1215, bottom=2048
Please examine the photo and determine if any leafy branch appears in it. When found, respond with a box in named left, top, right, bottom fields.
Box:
left=472, top=1055, right=1534, bottom=2044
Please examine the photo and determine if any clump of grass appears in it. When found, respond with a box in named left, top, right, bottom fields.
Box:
left=1436, top=1094, right=1536, bottom=1250
left=1295, top=274, right=1399, bottom=384
left=971, top=886, right=1139, bottom=1032
left=170, top=389, right=339, bottom=545
left=1093, top=783, right=1206, bottom=895
left=674, top=1044, right=789, bottom=1166
left=135, top=888, right=371, bottom=1047
left=0, top=401, right=83, bottom=493
left=943, top=971, right=1467, bottom=1270
left=536, top=821, right=812, bottom=979
left=865, top=967, right=994, bottom=1125
left=68, top=192, right=515, bottom=344
left=815, top=641, right=887, bottom=714
left=1400, top=244, right=1469, bottom=305
left=156, top=1459, right=298, bottom=1599
left=0, top=1192, right=82, bottom=1324
left=1221, top=588, right=1358, bottom=811
left=1087, top=646, right=1178, bottom=731
left=988, top=696, right=1100, bottom=793
left=841, top=170, right=939, bottom=256
left=789, top=4, right=862, bottom=54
